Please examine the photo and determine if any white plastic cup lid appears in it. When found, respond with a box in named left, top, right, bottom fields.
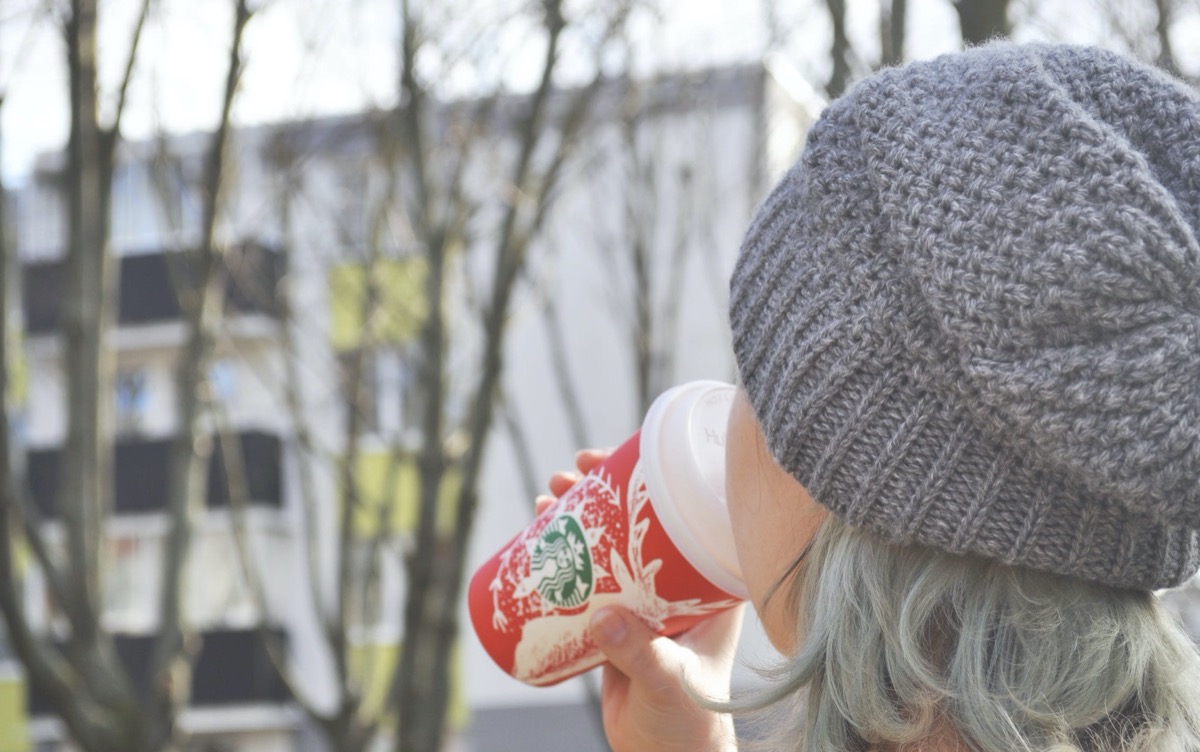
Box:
left=639, top=380, right=746, bottom=598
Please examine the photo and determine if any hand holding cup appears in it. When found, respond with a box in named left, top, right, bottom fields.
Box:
left=469, top=381, right=745, bottom=686
left=538, top=450, right=742, bottom=752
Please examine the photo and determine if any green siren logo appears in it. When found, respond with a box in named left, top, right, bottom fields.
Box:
left=530, top=515, right=593, bottom=609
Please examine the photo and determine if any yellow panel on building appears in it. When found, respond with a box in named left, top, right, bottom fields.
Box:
left=3, top=323, right=27, bottom=407
left=347, top=641, right=467, bottom=731
left=0, top=676, right=31, bottom=752
left=328, top=258, right=427, bottom=352
left=348, top=450, right=461, bottom=539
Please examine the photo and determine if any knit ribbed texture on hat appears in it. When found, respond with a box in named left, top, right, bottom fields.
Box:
left=730, top=43, right=1200, bottom=590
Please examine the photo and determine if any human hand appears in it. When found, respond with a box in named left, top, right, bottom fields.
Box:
left=537, top=448, right=742, bottom=751
left=534, top=448, right=612, bottom=515
left=588, top=603, right=742, bottom=752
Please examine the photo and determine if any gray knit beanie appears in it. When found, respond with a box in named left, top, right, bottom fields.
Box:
left=729, top=43, right=1200, bottom=591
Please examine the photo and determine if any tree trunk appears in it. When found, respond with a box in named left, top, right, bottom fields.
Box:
left=143, top=3, right=250, bottom=749
left=1154, top=0, right=1181, bottom=76
left=60, top=0, right=110, bottom=653
left=954, top=0, right=1009, bottom=45
left=390, top=0, right=623, bottom=747
left=825, top=0, right=851, bottom=98
left=394, top=1, right=452, bottom=744
left=60, top=3, right=144, bottom=744
left=880, top=0, right=908, bottom=67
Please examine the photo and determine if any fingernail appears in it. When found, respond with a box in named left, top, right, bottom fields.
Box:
left=535, top=494, right=555, bottom=507
left=590, top=608, right=627, bottom=646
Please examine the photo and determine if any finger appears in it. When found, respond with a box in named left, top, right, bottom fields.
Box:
left=535, top=494, right=556, bottom=516
left=600, top=660, right=630, bottom=701
left=598, top=661, right=630, bottom=741
left=589, top=606, right=689, bottom=691
left=575, top=449, right=611, bottom=474
left=548, top=472, right=580, bottom=497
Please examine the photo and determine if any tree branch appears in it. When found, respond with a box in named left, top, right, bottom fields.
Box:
left=146, top=1, right=252, bottom=747
left=107, top=0, right=152, bottom=139
left=880, top=0, right=907, bottom=67
left=0, top=70, right=127, bottom=752
left=58, top=0, right=110, bottom=653
left=272, top=157, right=342, bottom=652
left=398, top=2, right=574, bottom=749
left=953, top=0, right=1010, bottom=46
left=654, top=163, right=693, bottom=406
left=332, top=247, right=378, bottom=702
left=1154, top=0, right=1182, bottom=77
left=215, top=418, right=358, bottom=740
left=824, top=0, right=851, bottom=98
left=395, top=0, right=635, bottom=747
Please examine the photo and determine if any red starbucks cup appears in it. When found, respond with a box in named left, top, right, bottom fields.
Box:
left=468, top=381, right=746, bottom=686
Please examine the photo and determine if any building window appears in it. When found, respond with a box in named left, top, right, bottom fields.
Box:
left=339, top=348, right=423, bottom=441
left=115, top=368, right=149, bottom=436
left=373, top=348, right=416, bottom=438
left=208, top=359, right=237, bottom=407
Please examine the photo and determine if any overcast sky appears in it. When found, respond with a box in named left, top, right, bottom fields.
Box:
left=1, top=0, right=1197, bottom=181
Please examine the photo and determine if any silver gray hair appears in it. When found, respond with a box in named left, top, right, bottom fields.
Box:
left=723, top=516, right=1200, bottom=751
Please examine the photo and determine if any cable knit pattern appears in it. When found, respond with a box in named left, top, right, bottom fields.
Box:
left=729, top=43, right=1200, bottom=590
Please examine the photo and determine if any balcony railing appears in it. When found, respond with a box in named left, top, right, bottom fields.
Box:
left=22, top=243, right=284, bottom=335
left=26, top=430, right=283, bottom=517
left=27, top=627, right=289, bottom=716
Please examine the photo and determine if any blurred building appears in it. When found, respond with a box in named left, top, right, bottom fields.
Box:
left=2, top=59, right=823, bottom=752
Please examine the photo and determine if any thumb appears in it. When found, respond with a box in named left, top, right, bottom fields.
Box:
left=590, top=606, right=688, bottom=688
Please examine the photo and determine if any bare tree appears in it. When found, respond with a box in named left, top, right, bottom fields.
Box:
left=393, top=3, right=640, bottom=749
left=0, top=1, right=253, bottom=750
left=196, top=1, right=639, bottom=750
left=223, top=119, right=404, bottom=752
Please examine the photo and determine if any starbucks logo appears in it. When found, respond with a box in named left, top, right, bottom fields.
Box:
left=530, top=515, right=593, bottom=609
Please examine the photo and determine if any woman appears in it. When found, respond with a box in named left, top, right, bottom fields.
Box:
left=545, top=43, right=1200, bottom=751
